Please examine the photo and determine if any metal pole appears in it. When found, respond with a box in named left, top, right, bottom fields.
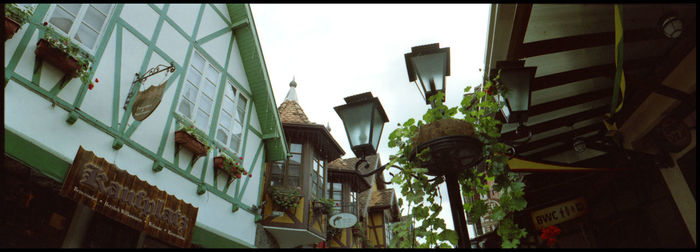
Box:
left=446, top=175, right=471, bottom=248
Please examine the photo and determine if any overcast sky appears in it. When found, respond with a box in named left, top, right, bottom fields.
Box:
left=250, top=4, right=491, bottom=239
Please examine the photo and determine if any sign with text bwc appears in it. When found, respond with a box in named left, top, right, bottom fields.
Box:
left=60, top=146, right=198, bottom=248
left=530, top=197, right=588, bottom=230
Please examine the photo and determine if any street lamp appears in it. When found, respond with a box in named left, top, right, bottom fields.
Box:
left=493, top=60, right=536, bottom=143
left=334, top=92, right=389, bottom=162
left=405, top=43, right=450, bottom=106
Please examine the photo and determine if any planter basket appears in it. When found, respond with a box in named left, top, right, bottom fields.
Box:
left=410, top=119, right=483, bottom=177
left=352, top=228, right=361, bottom=236
left=213, top=156, right=240, bottom=186
left=35, top=38, right=80, bottom=77
left=174, top=130, right=208, bottom=157
left=312, top=201, right=327, bottom=214
left=4, top=17, right=21, bottom=41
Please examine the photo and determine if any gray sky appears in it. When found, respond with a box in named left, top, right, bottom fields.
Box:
left=251, top=4, right=491, bottom=239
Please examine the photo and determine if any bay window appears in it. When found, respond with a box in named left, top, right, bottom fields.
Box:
left=270, top=143, right=303, bottom=187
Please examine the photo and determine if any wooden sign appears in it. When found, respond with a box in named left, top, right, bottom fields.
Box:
left=329, top=213, right=357, bottom=229
left=530, top=197, right=587, bottom=230
left=131, top=80, right=167, bottom=121
left=60, top=146, right=198, bottom=248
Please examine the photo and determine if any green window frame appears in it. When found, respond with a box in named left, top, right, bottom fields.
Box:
left=214, top=79, right=248, bottom=154
left=44, top=4, right=115, bottom=53
left=177, top=50, right=220, bottom=132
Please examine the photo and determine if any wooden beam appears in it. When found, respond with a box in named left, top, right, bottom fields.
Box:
left=517, top=28, right=663, bottom=58
left=531, top=57, right=659, bottom=91
left=529, top=88, right=611, bottom=116
left=502, top=106, right=607, bottom=140
left=515, top=123, right=602, bottom=154
left=507, top=4, right=533, bottom=60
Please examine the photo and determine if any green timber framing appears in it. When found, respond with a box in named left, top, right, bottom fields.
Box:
left=4, top=3, right=287, bottom=248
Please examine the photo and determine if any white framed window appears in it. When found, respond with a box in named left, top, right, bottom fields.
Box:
left=45, top=4, right=114, bottom=53
left=215, top=80, right=248, bottom=154
left=310, top=156, right=325, bottom=199
left=177, top=51, right=220, bottom=131
left=329, top=182, right=342, bottom=212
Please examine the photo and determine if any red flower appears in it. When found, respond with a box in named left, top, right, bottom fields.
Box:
left=95, top=78, right=99, bottom=83
left=190, top=125, right=194, bottom=128
left=237, top=174, right=241, bottom=178
left=335, top=203, right=339, bottom=206
left=243, top=171, right=247, bottom=175
left=486, top=86, right=494, bottom=95
left=43, top=22, right=48, bottom=26
left=239, top=157, right=243, bottom=160
left=248, top=174, right=252, bottom=178
left=88, top=83, right=94, bottom=90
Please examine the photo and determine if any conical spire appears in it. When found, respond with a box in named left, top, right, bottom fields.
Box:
left=284, top=76, right=298, bottom=102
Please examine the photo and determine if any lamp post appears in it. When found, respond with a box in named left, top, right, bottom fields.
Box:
left=404, top=43, right=450, bottom=108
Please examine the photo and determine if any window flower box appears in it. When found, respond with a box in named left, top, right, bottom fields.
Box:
left=213, top=155, right=247, bottom=185
left=312, top=198, right=335, bottom=215
left=35, top=38, right=81, bottom=78
left=4, top=17, right=21, bottom=41
left=174, top=129, right=208, bottom=157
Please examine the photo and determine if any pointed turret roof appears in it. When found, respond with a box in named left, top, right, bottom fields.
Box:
left=278, top=77, right=310, bottom=124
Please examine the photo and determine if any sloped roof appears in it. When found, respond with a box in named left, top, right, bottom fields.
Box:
left=278, top=99, right=311, bottom=124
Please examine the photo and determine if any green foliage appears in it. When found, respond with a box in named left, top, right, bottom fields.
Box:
left=314, top=198, right=336, bottom=215
left=217, top=153, right=247, bottom=179
left=5, top=4, right=34, bottom=26
left=268, top=185, right=302, bottom=210
left=386, top=71, right=528, bottom=248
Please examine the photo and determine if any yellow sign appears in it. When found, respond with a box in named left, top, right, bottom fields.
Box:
left=531, top=197, right=587, bottom=230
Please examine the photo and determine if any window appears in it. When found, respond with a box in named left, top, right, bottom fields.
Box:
left=350, top=190, right=357, bottom=215
left=46, top=4, right=114, bottom=52
left=329, top=182, right=342, bottom=212
left=310, top=156, right=325, bottom=199
left=215, top=80, right=248, bottom=154
left=177, top=51, right=220, bottom=131
left=269, top=143, right=303, bottom=187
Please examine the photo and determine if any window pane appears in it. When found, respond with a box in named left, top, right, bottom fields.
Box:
left=289, top=153, right=301, bottom=165
left=216, top=128, right=227, bottom=144
left=191, top=52, right=205, bottom=71
left=75, top=23, right=98, bottom=49
left=288, top=176, right=299, bottom=187
left=333, top=183, right=342, bottom=191
left=222, top=96, right=234, bottom=115
left=83, top=5, right=107, bottom=31
left=272, top=162, right=283, bottom=175
left=183, top=82, right=198, bottom=101
left=195, top=109, right=208, bottom=129
left=59, top=4, right=81, bottom=15
left=229, top=134, right=240, bottom=152
left=177, top=100, right=193, bottom=118
left=288, top=165, right=300, bottom=176
left=205, top=65, right=219, bottom=82
left=49, top=7, right=75, bottom=34
left=91, top=4, right=112, bottom=14
left=290, top=143, right=302, bottom=153
left=236, top=96, right=247, bottom=122
left=202, top=80, right=216, bottom=98
left=271, top=176, right=282, bottom=186
left=219, top=112, right=232, bottom=131
left=198, top=96, right=213, bottom=114
left=186, top=66, right=202, bottom=86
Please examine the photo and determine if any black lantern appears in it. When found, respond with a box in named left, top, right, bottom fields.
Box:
left=404, top=43, right=451, bottom=105
left=493, top=60, right=536, bottom=124
left=659, top=13, right=683, bottom=39
left=334, top=92, right=389, bottom=159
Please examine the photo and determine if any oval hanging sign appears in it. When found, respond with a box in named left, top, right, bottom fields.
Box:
left=131, top=80, right=167, bottom=121
left=329, top=213, right=357, bottom=229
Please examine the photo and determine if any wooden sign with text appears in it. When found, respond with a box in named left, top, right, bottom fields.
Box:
left=60, top=146, right=198, bottom=248
left=131, top=80, right=167, bottom=121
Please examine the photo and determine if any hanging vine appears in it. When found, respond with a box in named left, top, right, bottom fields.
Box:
left=387, top=72, right=528, bottom=248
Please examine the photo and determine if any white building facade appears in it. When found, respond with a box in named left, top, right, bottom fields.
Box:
left=4, top=3, right=287, bottom=248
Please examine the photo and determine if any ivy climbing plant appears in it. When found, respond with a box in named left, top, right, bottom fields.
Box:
left=387, top=72, right=528, bottom=248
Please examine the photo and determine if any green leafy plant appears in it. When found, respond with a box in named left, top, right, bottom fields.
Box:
left=40, top=24, right=93, bottom=84
left=326, top=226, right=342, bottom=240
left=5, top=3, right=34, bottom=26
left=216, top=153, right=247, bottom=179
left=268, top=185, right=302, bottom=210
left=176, top=123, right=213, bottom=152
left=387, top=71, right=528, bottom=248
left=313, top=198, right=335, bottom=215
